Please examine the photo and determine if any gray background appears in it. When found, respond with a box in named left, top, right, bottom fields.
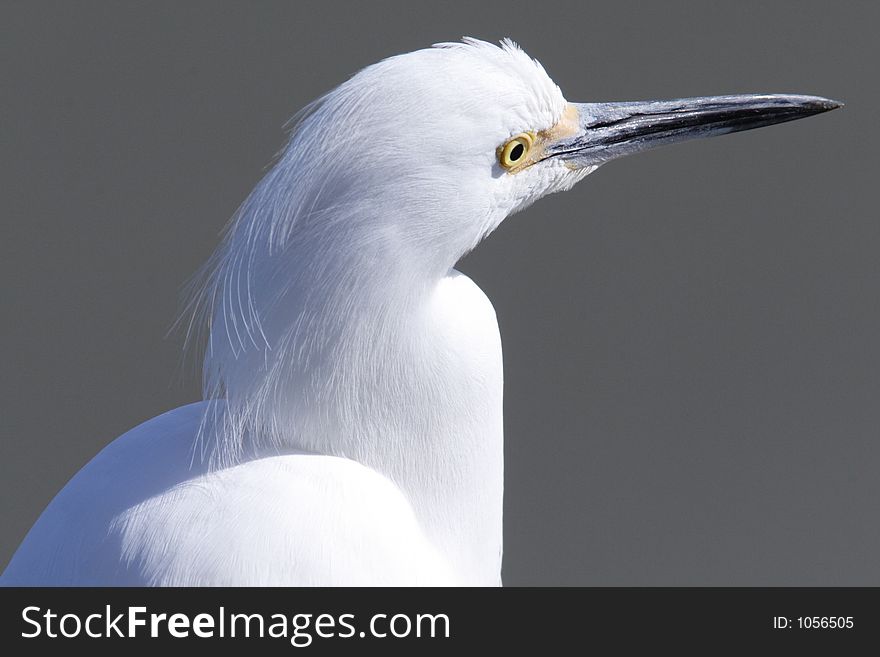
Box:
left=2, top=1, right=877, bottom=585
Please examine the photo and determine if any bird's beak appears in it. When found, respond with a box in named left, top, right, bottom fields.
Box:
left=549, top=94, right=842, bottom=168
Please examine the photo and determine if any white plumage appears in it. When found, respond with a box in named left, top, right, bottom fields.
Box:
left=1, top=38, right=838, bottom=586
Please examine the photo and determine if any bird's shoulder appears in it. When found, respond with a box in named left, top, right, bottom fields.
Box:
left=115, top=451, right=457, bottom=585
left=3, top=402, right=458, bottom=585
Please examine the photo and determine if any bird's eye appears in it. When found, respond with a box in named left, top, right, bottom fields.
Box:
left=498, top=132, right=534, bottom=170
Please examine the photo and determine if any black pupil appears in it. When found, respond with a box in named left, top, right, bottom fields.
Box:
left=509, top=142, right=525, bottom=161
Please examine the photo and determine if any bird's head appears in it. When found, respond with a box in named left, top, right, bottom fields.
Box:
left=261, top=38, right=839, bottom=276
left=191, top=38, right=840, bottom=464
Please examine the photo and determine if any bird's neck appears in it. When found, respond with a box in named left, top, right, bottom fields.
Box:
left=322, top=269, right=504, bottom=583
left=208, top=248, right=505, bottom=583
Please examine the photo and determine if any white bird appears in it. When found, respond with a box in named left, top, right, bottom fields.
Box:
left=1, top=38, right=839, bottom=586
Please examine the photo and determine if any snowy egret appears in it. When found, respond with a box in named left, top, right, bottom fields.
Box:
left=2, top=39, right=840, bottom=586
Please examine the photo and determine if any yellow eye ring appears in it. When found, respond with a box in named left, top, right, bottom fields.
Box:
left=498, top=132, right=534, bottom=169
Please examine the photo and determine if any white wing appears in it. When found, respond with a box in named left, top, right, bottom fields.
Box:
left=1, top=402, right=458, bottom=586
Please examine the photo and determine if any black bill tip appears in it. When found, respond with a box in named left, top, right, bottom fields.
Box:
left=801, top=96, right=844, bottom=112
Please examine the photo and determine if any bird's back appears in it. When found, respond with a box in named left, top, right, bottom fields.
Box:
left=1, top=401, right=457, bottom=586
